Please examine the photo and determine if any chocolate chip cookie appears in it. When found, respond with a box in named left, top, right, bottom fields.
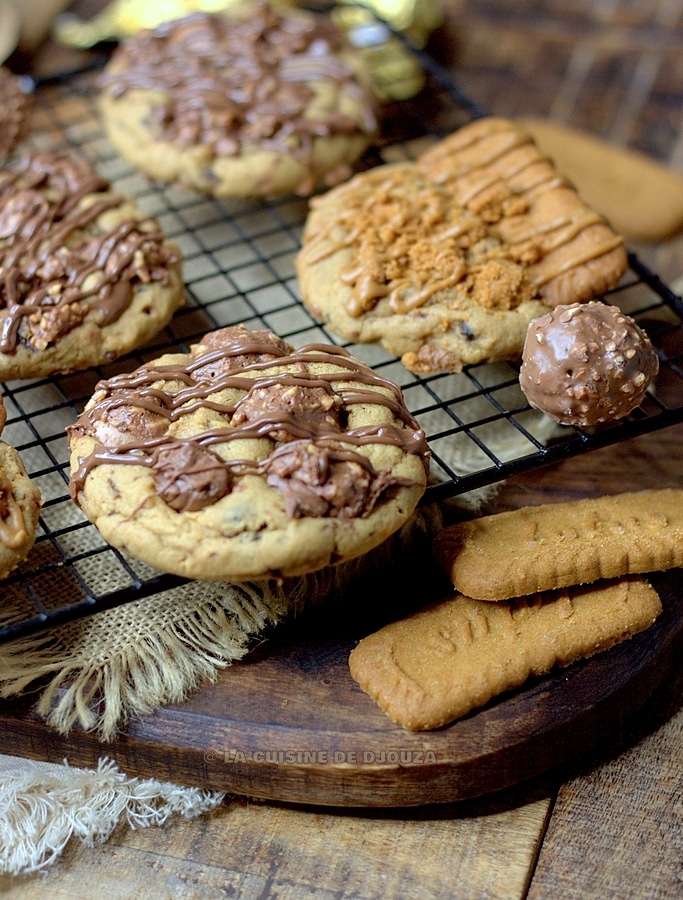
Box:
left=67, top=325, right=430, bottom=581
left=0, top=151, right=184, bottom=380
left=0, top=395, right=42, bottom=579
left=296, top=117, right=628, bottom=375
left=97, top=3, right=377, bottom=198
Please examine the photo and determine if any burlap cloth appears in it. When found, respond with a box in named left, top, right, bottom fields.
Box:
left=0, top=503, right=445, bottom=877
left=0, top=397, right=560, bottom=876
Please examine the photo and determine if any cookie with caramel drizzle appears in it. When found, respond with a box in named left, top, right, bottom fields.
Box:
left=296, top=117, right=628, bottom=375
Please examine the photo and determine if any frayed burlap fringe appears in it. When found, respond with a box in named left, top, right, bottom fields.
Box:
left=0, top=504, right=444, bottom=741
left=0, top=755, right=224, bottom=877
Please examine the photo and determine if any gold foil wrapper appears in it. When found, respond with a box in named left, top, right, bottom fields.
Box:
left=54, top=0, right=294, bottom=46
left=54, top=0, right=443, bottom=101
left=334, top=0, right=443, bottom=101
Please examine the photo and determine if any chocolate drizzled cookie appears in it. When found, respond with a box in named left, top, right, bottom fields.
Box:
left=0, top=151, right=184, bottom=379
left=68, top=325, right=430, bottom=581
left=97, top=3, right=377, bottom=198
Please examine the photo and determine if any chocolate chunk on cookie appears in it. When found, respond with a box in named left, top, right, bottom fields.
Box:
left=97, top=3, right=377, bottom=198
left=0, top=151, right=184, bottom=380
left=296, top=117, right=627, bottom=375
left=67, top=325, right=430, bottom=581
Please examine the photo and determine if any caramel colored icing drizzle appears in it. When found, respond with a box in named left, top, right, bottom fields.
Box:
left=69, top=326, right=429, bottom=519
left=300, top=118, right=625, bottom=317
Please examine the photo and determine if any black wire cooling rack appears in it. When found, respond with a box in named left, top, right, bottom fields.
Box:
left=1, top=13, right=683, bottom=645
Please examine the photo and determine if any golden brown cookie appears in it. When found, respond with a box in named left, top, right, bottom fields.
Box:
left=0, top=151, right=184, bottom=380
left=97, top=4, right=377, bottom=198
left=433, top=489, right=683, bottom=601
left=0, top=395, right=42, bottom=579
left=348, top=577, right=662, bottom=730
left=68, top=324, right=430, bottom=581
left=296, top=116, right=628, bottom=375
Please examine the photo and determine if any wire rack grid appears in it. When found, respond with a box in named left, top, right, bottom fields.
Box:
left=1, top=28, right=682, bottom=645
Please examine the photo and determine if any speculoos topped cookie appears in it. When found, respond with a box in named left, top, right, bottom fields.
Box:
left=296, top=117, right=628, bottom=375
left=67, top=325, right=430, bottom=581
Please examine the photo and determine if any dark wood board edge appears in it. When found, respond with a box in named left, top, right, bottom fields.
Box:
left=1, top=568, right=680, bottom=808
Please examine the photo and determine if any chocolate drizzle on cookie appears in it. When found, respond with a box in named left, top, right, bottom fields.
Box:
left=0, top=152, right=178, bottom=353
left=68, top=325, right=430, bottom=519
left=98, top=4, right=377, bottom=169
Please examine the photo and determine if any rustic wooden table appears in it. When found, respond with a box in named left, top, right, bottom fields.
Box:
left=1, top=1, right=682, bottom=896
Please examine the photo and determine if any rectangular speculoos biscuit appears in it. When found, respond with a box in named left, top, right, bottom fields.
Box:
left=432, top=489, right=683, bottom=602
left=348, top=578, right=662, bottom=731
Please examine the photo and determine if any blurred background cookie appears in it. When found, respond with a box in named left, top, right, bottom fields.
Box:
left=0, top=66, right=31, bottom=161
left=97, top=3, right=378, bottom=198
left=0, top=151, right=184, bottom=380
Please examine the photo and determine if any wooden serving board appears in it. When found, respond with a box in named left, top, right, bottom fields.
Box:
left=1, top=426, right=682, bottom=808
left=1, top=569, right=682, bottom=808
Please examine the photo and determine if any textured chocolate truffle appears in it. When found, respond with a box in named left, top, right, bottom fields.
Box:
left=519, top=301, right=659, bottom=426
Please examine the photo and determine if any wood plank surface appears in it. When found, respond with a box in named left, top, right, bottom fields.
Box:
left=0, top=791, right=552, bottom=899
left=1, top=0, right=682, bottom=895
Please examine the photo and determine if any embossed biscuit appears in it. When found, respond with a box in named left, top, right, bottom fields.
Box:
left=67, top=324, right=429, bottom=582
left=97, top=4, right=377, bottom=198
left=348, top=577, right=662, bottom=730
left=296, top=116, right=627, bottom=375
left=0, top=151, right=184, bottom=380
left=433, top=489, right=683, bottom=601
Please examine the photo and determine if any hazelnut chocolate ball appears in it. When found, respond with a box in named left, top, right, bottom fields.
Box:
left=519, top=301, right=659, bottom=426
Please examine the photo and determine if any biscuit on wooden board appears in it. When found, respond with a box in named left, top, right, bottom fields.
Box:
left=348, top=577, right=662, bottom=731
left=518, top=117, right=683, bottom=243
left=432, top=489, right=683, bottom=602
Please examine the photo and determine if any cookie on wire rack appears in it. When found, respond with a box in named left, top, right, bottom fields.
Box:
left=0, top=395, right=42, bottom=579
left=0, top=151, right=184, bottom=380
left=296, top=116, right=628, bottom=375
left=67, top=324, right=430, bottom=582
left=97, top=3, right=378, bottom=198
